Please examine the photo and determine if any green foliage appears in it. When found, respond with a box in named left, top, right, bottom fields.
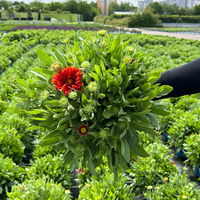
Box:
left=184, top=134, right=200, bottom=166
left=0, top=127, right=24, bottom=164
left=144, top=172, right=200, bottom=200
left=79, top=170, right=135, bottom=200
left=0, top=153, right=25, bottom=199
left=168, top=112, right=200, bottom=149
left=108, top=2, right=137, bottom=15
left=128, top=10, right=161, bottom=27
left=158, top=15, right=200, bottom=23
left=26, top=154, right=72, bottom=188
left=7, top=177, right=71, bottom=200
left=32, top=144, right=55, bottom=159
left=173, top=95, right=199, bottom=111
left=127, top=143, right=178, bottom=195
left=17, top=34, right=172, bottom=176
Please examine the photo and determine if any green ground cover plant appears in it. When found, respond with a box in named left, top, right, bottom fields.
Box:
left=0, top=29, right=200, bottom=198
left=144, top=172, right=200, bottom=200
left=127, top=143, right=178, bottom=195
left=7, top=177, right=71, bottom=200
left=0, top=153, right=25, bottom=199
left=26, top=154, right=72, bottom=188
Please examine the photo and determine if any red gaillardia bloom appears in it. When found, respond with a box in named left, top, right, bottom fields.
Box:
left=77, top=124, right=89, bottom=136
left=51, top=66, right=83, bottom=95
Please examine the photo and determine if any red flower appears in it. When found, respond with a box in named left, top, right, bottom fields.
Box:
left=77, top=124, right=89, bottom=136
left=76, top=168, right=85, bottom=173
left=51, top=66, right=83, bottom=95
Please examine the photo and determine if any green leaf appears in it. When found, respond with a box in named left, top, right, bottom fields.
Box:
left=120, top=63, right=127, bottom=79
left=62, top=151, right=74, bottom=166
left=131, top=122, right=158, bottom=136
left=27, top=109, right=48, bottom=115
left=110, top=35, right=121, bottom=53
left=81, top=94, right=88, bottom=105
left=37, top=49, right=53, bottom=66
left=50, top=49, right=67, bottom=67
left=30, top=70, right=48, bottom=81
left=156, top=85, right=173, bottom=98
left=40, top=136, right=64, bottom=146
left=121, top=139, right=130, bottom=162
left=88, top=159, right=97, bottom=175
left=27, top=126, right=41, bottom=131
left=17, top=78, right=30, bottom=93
left=94, top=65, right=101, bottom=76
left=31, top=117, right=46, bottom=121
left=151, top=104, right=170, bottom=116
left=103, top=108, right=113, bottom=119
left=132, top=144, right=149, bottom=157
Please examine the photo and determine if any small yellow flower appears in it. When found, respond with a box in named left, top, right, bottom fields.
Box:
left=146, top=185, right=153, bottom=190
left=163, top=177, right=169, bottom=181
left=51, top=63, right=63, bottom=71
left=181, top=195, right=187, bottom=199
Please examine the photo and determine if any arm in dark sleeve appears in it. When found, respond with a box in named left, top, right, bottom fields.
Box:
left=156, top=58, right=200, bottom=99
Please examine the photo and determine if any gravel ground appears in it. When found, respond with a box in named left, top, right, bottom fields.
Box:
left=118, top=27, right=200, bottom=40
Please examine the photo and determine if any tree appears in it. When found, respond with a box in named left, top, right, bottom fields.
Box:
left=78, top=1, right=99, bottom=21
left=119, top=2, right=136, bottom=12
left=0, top=0, right=11, bottom=9
left=29, top=1, right=45, bottom=12
left=148, top=2, right=163, bottom=14
left=47, top=2, right=62, bottom=12
left=193, top=4, right=200, bottom=15
left=128, top=9, right=161, bottom=27
left=108, top=2, right=136, bottom=15
left=108, top=2, right=119, bottom=15
left=63, top=0, right=78, bottom=13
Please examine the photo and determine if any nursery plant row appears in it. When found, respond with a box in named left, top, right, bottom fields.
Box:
left=0, top=29, right=200, bottom=199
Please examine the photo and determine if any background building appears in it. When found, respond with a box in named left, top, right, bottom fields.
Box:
left=96, top=0, right=117, bottom=15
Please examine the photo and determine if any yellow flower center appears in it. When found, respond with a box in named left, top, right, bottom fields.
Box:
left=163, top=177, right=169, bottom=181
left=81, top=127, right=87, bottom=133
left=67, top=79, right=73, bottom=84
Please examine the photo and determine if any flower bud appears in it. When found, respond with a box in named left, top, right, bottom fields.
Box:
left=51, top=63, right=63, bottom=71
left=84, top=105, right=94, bottom=114
left=81, top=61, right=90, bottom=69
left=59, top=96, right=68, bottom=106
left=68, top=91, right=78, bottom=100
left=146, top=185, right=153, bottom=190
left=40, top=91, right=49, bottom=101
left=123, top=56, right=132, bottom=64
left=88, top=82, right=98, bottom=92
left=98, top=30, right=107, bottom=36
left=126, top=46, right=134, bottom=52
left=99, top=129, right=109, bottom=138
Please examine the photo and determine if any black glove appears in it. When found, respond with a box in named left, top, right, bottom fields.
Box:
left=156, top=58, right=200, bottom=99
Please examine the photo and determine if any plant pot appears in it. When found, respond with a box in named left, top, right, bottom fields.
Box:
left=175, top=149, right=187, bottom=160
left=161, top=132, right=169, bottom=142
left=193, top=164, right=200, bottom=178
